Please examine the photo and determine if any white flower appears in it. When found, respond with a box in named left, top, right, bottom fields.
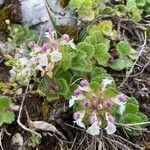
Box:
left=69, top=96, right=78, bottom=107
left=105, top=122, right=116, bottom=135
left=36, top=55, right=48, bottom=71
left=67, top=39, right=76, bottom=49
left=50, top=51, right=62, bottom=62
left=105, top=114, right=116, bottom=135
left=19, top=58, right=29, bottom=66
left=86, top=123, right=100, bottom=136
left=111, top=96, right=126, bottom=115
left=101, top=78, right=113, bottom=92
left=73, top=111, right=85, bottom=128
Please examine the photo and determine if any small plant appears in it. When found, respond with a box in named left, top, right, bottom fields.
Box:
left=0, top=96, right=15, bottom=126
left=28, top=133, right=41, bottom=148
left=69, top=0, right=104, bottom=21
left=79, top=20, right=138, bottom=71
left=69, top=79, right=147, bottom=136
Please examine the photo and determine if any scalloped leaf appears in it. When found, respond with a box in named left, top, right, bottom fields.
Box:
left=94, top=44, right=110, bottom=66
left=124, top=103, right=139, bottom=114
left=58, top=78, right=69, bottom=96
left=0, top=111, right=15, bottom=126
left=110, top=57, right=133, bottom=71
left=0, top=96, right=11, bottom=110
left=38, top=77, right=60, bottom=101
left=116, top=41, right=132, bottom=56
left=77, top=42, right=95, bottom=59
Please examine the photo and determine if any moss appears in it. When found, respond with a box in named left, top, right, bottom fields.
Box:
left=60, top=0, right=70, bottom=8
left=0, top=7, right=10, bottom=31
left=41, top=100, right=50, bottom=121
left=0, top=0, right=21, bottom=32
left=57, top=25, right=79, bottom=41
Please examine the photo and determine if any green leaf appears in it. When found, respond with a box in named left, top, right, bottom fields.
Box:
left=38, top=76, right=60, bottom=101
left=90, top=81, right=100, bottom=94
left=91, top=67, right=107, bottom=78
left=3, top=111, right=15, bottom=124
left=135, top=0, right=146, bottom=6
left=126, top=97, right=139, bottom=108
left=60, top=47, right=76, bottom=72
left=69, top=0, right=82, bottom=9
left=103, top=85, right=119, bottom=98
left=84, top=35, right=98, bottom=46
left=125, top=103, right=139, bottom=114
left=58, top=78, right=69, bottom=96
left=128, top=49, right=138, bottom=60
left=94, top=44, right=110, bottom=66
left=0, top=111, right=15, bottom=126
left=71, top=51, right=91, bottom=72
left=77, top=42, right=95, bottom=59
left=98, top=21, right=113, bottom=36
left=116, top=41, right=132, bottom=56
left=78, top=7, right=95, bottom=21
left=110, top=57, right=133, bottom=71
left=0, top=96, right=11, bottom=110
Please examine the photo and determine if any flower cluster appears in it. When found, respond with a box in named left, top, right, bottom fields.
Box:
left=69, top=79, right=127, bottom=136
left=9, top=29, right=75, bottom=85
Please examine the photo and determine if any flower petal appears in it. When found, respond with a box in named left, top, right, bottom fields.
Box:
left=105, top=122, right=116, bottom=135
left=50, top=51, right=62, bottom=62
left=86, top=123, right=100, bottom=136
left=119, top=103, right=126, bottom=115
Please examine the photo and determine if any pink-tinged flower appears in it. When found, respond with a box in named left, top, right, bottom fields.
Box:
left=35, top=57, right=40, bottom=64
left=28, top=42, right=35, bottom=49
left=62, top=34, right=70, bottom=43
left=73, top=111, right=85, bottom=128
left=108, top=115, right=115, bottom=124
left=90, top=113, right=98, bottom=124
left=118, top=94, right=127, bottom=102
left=106, top=101, right=114, bottom=108
left=45, top=28, right=56, bottom=39
left=74, top=88, right=84, bottom=99
left=41, top=43, right=49, bottom=52
left=51, top=41, right=58, bottom=50
left=79, top=79, right=91, bottom=92
left=80, top=79, right=89, bottom=87
left=69, top=88, right=85, bottom=107
left=83, top=101, right=89, bottom=107
left=105, top=114, right=116, bottom=135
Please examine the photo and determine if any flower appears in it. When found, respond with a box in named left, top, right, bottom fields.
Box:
left=90, top=113, right=98, bottom=124
left=86, top=123, right=100, bottom=136
left=101, top=78, right=113, bottom=92
left=83, top=101, right=89, bottom=107
left=106, top=100, right=114, bottom=108
left=50, top=51, right=62, bottom=62
left=112, top=94, right=127, bottom=115
left=61, top=34, right=70, bottom=44
left=118, top=94, right=127, bottom=102
left=105, top=114, right=116, bottom=135
left=73, top=111, right=85, bottom=128
left=41, top=43, right=49, bottom=52
left=79, top=79, right=91, bottom=92
left=69, top=88, right=85, bottom=107
left=45, top=28, right=56, bottom=39
left=19, top=58, right=29, bottom=66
